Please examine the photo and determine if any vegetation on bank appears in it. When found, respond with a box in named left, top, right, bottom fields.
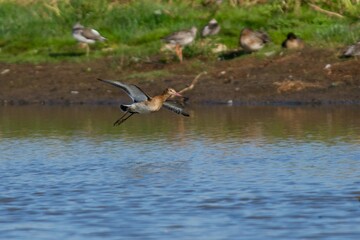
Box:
left=0, top=0, right=360, bottom=63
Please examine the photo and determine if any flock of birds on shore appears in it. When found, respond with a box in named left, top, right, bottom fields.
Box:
left=72, top=20, right=360, bottom=126
left=72, top=19, right=359, bottom=60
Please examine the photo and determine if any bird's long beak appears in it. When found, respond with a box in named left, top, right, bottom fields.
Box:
left=174, top=92, right=182, bottom=97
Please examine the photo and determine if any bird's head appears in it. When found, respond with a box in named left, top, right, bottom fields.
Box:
left=164, top=88, right=182, bottom=97
left=73, top=22, right=84, bottom=30
left=190, top=26, right=198, bottom=35
left=209, top=19, right=218, bottom=24
left=287, top=32, right=297, bottom=40
left=241, top=27, right=252, bottom=34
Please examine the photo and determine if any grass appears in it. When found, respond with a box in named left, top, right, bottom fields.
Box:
left=0, top=0, right=360, bottom=63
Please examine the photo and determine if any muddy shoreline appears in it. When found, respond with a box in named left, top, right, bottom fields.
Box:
left=1, top=47, right=360, bottom=106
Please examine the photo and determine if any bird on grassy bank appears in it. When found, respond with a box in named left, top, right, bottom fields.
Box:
left=341, top=41, right=360, bottom=58
left=201, top=19, right=220, bottom=38
left=162, top=26, right=197, bottom=63
left=239, top=27, right=270, bottom=53
left=281, top=32, right=304, bottom=49
left=72, top=23, right=106, bottom=56
left=97, top=78, right=190, bottom=126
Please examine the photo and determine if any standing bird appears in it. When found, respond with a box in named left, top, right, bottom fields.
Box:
left=97, top=78, right=190, bottom=126
left=239, top=27, right=270, bottom=53
left=72, top=23, right=106, bottom=56
left=282, top=32, right=304, bottom=49
left=201, top=19, right=221, bottom=38
left=341, top=41, right=360, bottom=58
left=162, top=26, right=197, bottom=63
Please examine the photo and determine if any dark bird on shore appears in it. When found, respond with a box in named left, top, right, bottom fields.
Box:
left=162, top=26, right=197, bottom=62
left=201, top=19, right=221, bottom=38
left=239, top=27, right=270, bottom=53
left=97, top=78, right=189, bottom=126
left=282, top=32, right=304, bottom=49
left=341, top=41, right=360, bottom=58
left=72, top=23, right=106, bottom=56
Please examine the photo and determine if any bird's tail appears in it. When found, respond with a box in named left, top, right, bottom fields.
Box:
left=120, top=104, right=129, bottom=112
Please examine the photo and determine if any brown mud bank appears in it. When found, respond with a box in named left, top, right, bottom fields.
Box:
left=1, top=47, right=360, bottom=106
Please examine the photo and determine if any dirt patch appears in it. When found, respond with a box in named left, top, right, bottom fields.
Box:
left=1, top=47, right=360, bottom=105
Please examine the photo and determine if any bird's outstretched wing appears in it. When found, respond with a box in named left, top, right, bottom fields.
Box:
left=97, top=78, right=150, bottom=102
left=163, top=101, right=190, bottom=117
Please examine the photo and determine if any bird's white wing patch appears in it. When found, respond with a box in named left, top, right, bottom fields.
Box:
left=73, top=33, right=95, bottom=44
left=91, top=29, right=101, bottom=37
left=91, top=29, right=106, bottom=41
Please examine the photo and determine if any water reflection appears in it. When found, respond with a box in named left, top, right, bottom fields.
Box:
left=1, top=105, right=360, bottom=143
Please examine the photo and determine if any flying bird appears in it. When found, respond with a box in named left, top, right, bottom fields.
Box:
left=97, top=78, right=190, bottom=126
left=282, top=32, right=304, bottom=49
left=201, top=19, right=220, bottom=38
left=162, top=26, right=197, bottom=62
left=72, top=23, right=106, bottom=56
left=239, top=27, right=270, bottom=53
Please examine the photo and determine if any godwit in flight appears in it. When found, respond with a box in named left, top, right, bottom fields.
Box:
left=97, top=78, right=190, bottom=126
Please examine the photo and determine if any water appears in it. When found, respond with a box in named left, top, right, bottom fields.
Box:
left=0, top=105, right=360, bottom=240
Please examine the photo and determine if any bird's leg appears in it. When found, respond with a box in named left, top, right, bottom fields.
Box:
left=113, top=112, right=134, bottom=126
left=175, top=44, right=183, bottom=63
left=174, top=44, right=179, bottom=61
left=179, top=46, right=183, bottom=63
left=113, top=111, right=129, bottom=126
left=119, top=113, right=134, bottom=125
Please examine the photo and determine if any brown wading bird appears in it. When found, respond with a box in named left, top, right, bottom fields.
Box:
left=162, top=26, right=197, bottom=62
left=201, top=19, right=221, bottom=38
left=341, top=41, right=360, bottom=58
left=72, top=23, right=106, bottom=56
left=239, top=27, right=270, bottom=53
left=97, top=78, right=190, bottom=126
left=282, top=32, right=304, bottom=49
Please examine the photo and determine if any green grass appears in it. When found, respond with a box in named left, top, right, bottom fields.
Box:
left=0, top=0, right=360, bottom=63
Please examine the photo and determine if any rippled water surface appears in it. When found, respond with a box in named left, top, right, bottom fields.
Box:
left=1, top=105, right=360, bottom=240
